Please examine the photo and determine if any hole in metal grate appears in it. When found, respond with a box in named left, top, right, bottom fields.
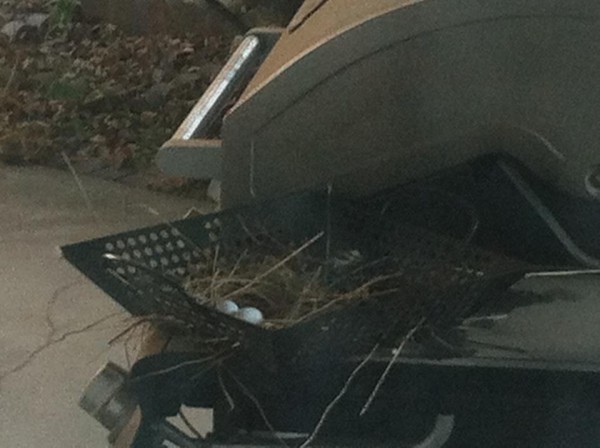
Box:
left=122, top=252, right=131, bottom=261
left=155, top=245, right=164, bottom=254
left=149, top=232, right=159, bottom=241
left=160, top=230, right=170, bottom=239
left=133, top=249, right=142, bottom=258
left=176, top=240, right=185, bottom=249
left=144, top=247, right=153, bottom=256
left=116, top=240, right=125, bottom=249
left=116, top=267, right=126, bottom=275
left=160, top=257, right=169, bottom=266
left=127, top=237, right=136, bottom=247
left=171, top=254, right=180, bottom=263
left=149, top=260, right=159, bottom=269
left=182, top=252, right=191, bottom=261
left=127, top=266, right=137, bottom=274
left=165, top=242, right=174, bottom=252
left=105, top=242, right=115, bottom=251
left=138, top=235, right=148, bottom=244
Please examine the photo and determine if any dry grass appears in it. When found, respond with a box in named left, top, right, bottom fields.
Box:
left=182, top=232, right=409, bottom=329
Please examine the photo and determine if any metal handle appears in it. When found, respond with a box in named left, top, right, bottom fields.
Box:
left=175, top=35, right=260, bottom=141
left=157, top=34, right=262, bottom=180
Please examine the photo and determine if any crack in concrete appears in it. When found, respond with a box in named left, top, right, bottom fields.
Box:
left=0, top=313, right=122, bottom=387
left=0, top=281, right=123, bottom=388
left=44, top=281, right=78, bottom=336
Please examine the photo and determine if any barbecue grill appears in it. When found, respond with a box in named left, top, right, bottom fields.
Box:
left=66, top=1, right=600, bottom=446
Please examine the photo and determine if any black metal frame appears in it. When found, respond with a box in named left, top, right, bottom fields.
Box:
left=63, top=157, right=600, bottom=447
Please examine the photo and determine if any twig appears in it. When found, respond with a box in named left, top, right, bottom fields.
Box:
left=249, top=139, right=256, bottom=197
left=295, top=273, right=406, bottom=323
left=215, top=276, right=260, bottom=286
left=360, top=287, right=404, bottom=299
left=123, top=322, right=141, bottom=368
left=292, top=296, right=342, bottom=323
left=221, top=232, right=324, bottom=301
left=299, top=343, right=381, bottom=448
left=328, top=257, right=392, bottom=288
left=123, top=320, right=154, bottom=368
left=226, top=249, right=248, bottom=280
left=525, top=269, right=600, bottom=278
left=237, top=215, right=261, bottom=244
left=108, top=313, right=188, bottom=346
left=359, top=318, right=425, bottom=417
left=2, top=56, right=19, bottom=96
left=207, top=244, right=221, bottom=300
left=288, top=266, right=323, bottom=321
left=226, top=369, right=288, bottom=448
left=212, top=243, right=220, bottom=276
left=182, top=207, right=204, bottom=219
left=341, top=272, right=407, bottom=298
left=130, top=355, right=222, bottom=383
left=108, top=316, right=160, bottom=345
left=325, top=183, right=333, bottom=263
left=61, top=151, right=98, bottom=222
left=427, top=329, right=462, bottom=355
left=179, top=409, right=203, bottom=439
left=218, top=368, right=236, bottom=411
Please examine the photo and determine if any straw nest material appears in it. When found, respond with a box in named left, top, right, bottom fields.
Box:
left=182, top=231, right=388, bottom=329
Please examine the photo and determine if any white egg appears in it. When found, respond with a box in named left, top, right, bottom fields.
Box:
left=217, top=300, right=239, bottom=315
left=236, top=307, right=264, bottom=325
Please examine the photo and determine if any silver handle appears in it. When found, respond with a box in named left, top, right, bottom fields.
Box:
left=157, top=34, right=263, bottom=180
left=174, top=34, right=260, bottom=140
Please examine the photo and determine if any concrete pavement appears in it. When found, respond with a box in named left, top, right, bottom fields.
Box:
left=2, top=165, right=600, bottom=448
left=0, top=165, right=213, bottom=447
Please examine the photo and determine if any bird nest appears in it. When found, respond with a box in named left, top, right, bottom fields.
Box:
left=182, top=231, right=395, bottom=329
left=181, top=218, right=529, bottom=334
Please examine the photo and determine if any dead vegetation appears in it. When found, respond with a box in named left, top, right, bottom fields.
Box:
left=0, top=14, right=231, bottom=171
left=180, top=229, right=428, bottom=331
left=0, top=0, right=297, bottom=194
